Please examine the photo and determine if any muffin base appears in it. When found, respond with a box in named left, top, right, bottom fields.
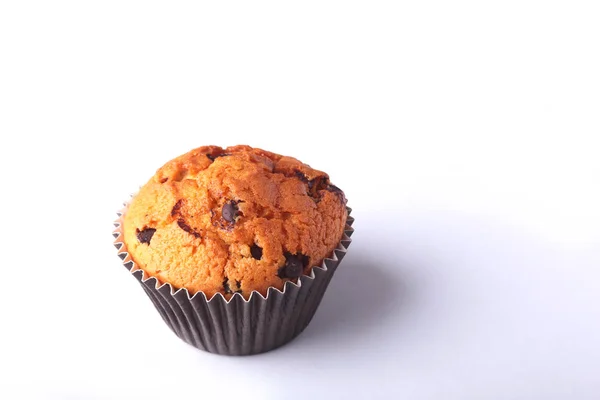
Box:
left=113, top=204, right=354, bottom=356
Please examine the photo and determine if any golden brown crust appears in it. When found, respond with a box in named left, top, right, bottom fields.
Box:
left=123, top=145, right=347, bottom=299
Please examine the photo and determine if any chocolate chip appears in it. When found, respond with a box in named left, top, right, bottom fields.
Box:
left=223, top=278, right=242, bottom=295
left=177, top=218, right=201, bottom=238
left=288, top=169, right=330, bottom=200
left=278, top=252, right=309, bottom=279
left=171, top=199, right=184, bottom=217
left=223, top=278, right=233, bottom=294
left=207, top=153, right=230, bottom=161
left=136, top=228, right=156, bottom=244
left=159, top=177, right=168, bottom=183
left=222, top=200, right=239, bottom=223
left=250, top=244, right=263, bottom=260
left=294, top=169, right=308, bottom=183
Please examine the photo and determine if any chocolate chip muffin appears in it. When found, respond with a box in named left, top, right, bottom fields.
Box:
left=122, top=145, right=348, bottom=299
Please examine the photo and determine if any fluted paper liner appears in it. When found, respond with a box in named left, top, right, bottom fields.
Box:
left=113, top=202, right=354, bottom=356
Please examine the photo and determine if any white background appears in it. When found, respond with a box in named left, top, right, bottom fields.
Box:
left=1, top=1, right=599, bottom=399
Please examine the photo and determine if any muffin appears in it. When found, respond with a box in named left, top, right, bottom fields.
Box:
left=114, top=145, right=353, bottom=355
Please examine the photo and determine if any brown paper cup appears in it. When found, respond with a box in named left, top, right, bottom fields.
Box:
left=113, top=203, right=354, bottom=356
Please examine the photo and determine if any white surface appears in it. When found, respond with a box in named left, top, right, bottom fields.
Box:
left=1, top=1, right=599, bottom=399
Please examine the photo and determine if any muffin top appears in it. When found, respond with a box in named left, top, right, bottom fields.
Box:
left=122, top=145, right=347, bottom=299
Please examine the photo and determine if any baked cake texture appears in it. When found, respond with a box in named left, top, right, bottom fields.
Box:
left=122, top=145, right=347, bottom=299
